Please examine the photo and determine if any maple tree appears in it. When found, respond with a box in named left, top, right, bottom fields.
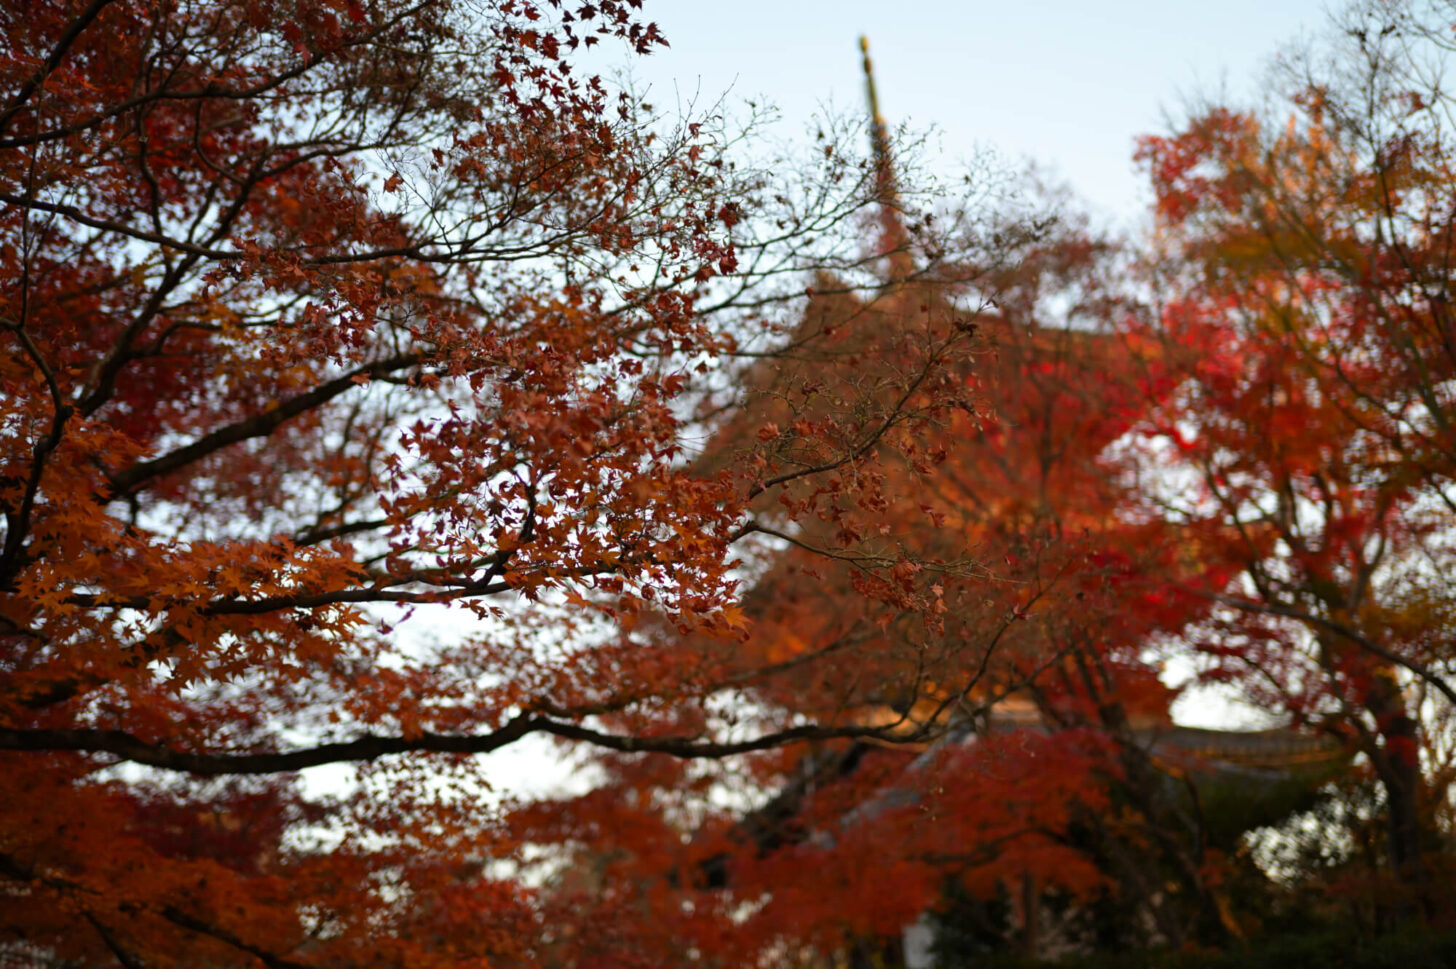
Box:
left=505, top=206, right=1299, bottom=963
left=9, top=0, right=1450, bottom=964
left=1129, top=0, right=1456, bottom=922
left=506, top=10, right=1456, bottom=942
left=506, top=8, right=1456, bottom=961
left=0, top=2, right=1018, bottom=965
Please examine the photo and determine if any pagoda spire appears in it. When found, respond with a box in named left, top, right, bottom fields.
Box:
left=859, top=35, right=913, bottom=282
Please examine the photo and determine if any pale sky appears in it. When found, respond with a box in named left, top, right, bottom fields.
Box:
left=612, top=1, right=1334, bottom=225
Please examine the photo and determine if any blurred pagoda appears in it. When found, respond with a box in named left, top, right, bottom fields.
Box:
left=696, top=36, right=1350, bottom=964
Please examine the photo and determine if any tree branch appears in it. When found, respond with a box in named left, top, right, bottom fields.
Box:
left=0, top=0, right=121, bottom=137
left=1208, top=592, right=1456, bottom=707
left=160, top=907, right=313, bottom=969
left=0, top=714, right=957, bottom=777
left=107, top=354, right=421, bottom=496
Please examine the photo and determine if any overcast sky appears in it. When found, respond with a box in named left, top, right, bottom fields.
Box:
left=610, top=1, right=1335, bottom=227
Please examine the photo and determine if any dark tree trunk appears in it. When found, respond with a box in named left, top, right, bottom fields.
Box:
left=1363, top=667, right=1429, bottom=919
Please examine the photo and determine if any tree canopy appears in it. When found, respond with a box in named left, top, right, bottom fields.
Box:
left=2, top=1, right=1454, bottom=967
left=0, top=1, right=1014, bottom=964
